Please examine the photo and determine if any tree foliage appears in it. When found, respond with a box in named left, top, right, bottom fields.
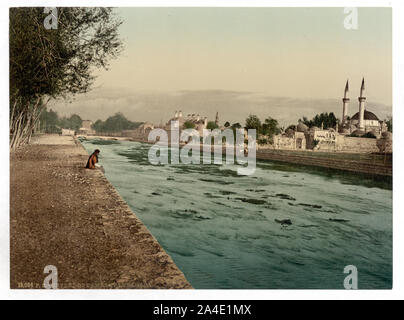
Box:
left=299, top=112, right=338, bottom=129
left=206, top=121, right=219, bottom=130
left=244, top=115, right=281, bottom=140
left=245, top=115, right=262, bottom=134
left=39, top=108, right=59, bottom=133
left=38, top=109, right=83, bottom=133
left=386, top=117, right=392, bottom=132
left=10, top=7, right=122, bottom=101
left=91, top=120, right=104, bottom=133
left=183, top=121, right=196, bottom=129
left=91, top=113, right=142, bottom=133
left=262, top=117, right=280, bottom=138
left=59, top=114, right=83, bottom=131
left=10, top=7, right=123, bottom=149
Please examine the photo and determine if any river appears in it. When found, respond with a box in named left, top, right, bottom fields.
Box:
left=81, top=139, right=392, bottom=289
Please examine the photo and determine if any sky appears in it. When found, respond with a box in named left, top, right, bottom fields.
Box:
left=51, top=7, right=392, bottom=126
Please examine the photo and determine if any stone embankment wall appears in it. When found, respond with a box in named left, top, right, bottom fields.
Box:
left=312, top=135, right=379, bottom=153
left=314, top=136, right=380, bottom=153
left=337, top=136, right=379, bottom=152
left=256, top=149, right=392, bottom=177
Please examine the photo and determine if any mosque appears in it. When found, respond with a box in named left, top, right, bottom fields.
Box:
left=339, top=78, right=388, bottom=136
left=273, top=78, right=391, bottom=153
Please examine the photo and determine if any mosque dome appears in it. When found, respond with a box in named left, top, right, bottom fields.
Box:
left=351, top=110, right=379, bottom=121
left=297, top=122, right=309, bottom=132
left=285, top=128, right=295, bottom=137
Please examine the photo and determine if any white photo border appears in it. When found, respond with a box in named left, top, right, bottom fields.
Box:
left=1, top=0, right=402, bottom=300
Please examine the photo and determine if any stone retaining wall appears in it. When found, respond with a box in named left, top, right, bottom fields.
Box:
left=256, top=149, right=392, bottom=177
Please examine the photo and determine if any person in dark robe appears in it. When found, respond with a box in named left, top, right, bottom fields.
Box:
left=86, top=149, right=100, bottom=169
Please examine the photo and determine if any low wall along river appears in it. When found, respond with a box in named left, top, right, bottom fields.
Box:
left=81, top=138, right=392, bottom=289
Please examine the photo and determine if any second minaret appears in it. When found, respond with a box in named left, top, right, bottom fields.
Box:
left=358, top=77, right=366, bottom=130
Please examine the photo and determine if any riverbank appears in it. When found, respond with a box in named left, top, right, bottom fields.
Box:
left=10, top=134, right=192, bottom=289
left=80, top=135, right=392, bottom=178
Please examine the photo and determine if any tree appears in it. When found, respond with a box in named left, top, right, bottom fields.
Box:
left=362, top=131, right=377, bottom=139
left=386, top=117, right=392, bottom=132
left=68, top=114, right=83, bottom=131
left=104, top=113, right=126, bottom=132
left=91, top=113, right=142, bottom=133
left=39, top=108, right=59, bottom=133
left=206, top=121, right=219, bottom=130
left=299, top=112, right=338, bottom=129
left=262, top=117, right=280, bottom=138
left=300, top=116, right=311, bottom=127
left=183, top=121, right=196, bottom=129
left=245, top=115, right=262, bottom=134
left=92, top=119, right=104, bottom=133
left=10, top=7, right=123, bottom=149
left=227, top=122, right=243, bottom=139
left=58, top=114, right=82, bottom=131
left=258, top=137, right=269, bottom=145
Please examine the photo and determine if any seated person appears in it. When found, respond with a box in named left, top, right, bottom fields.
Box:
left=86, top=149, right=100, bottom=169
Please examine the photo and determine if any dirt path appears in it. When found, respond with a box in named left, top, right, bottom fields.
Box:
left=10, top=134, right=191, bottom=289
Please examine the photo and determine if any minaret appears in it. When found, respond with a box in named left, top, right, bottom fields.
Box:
left=215, top=112, right=219, bottom=126
left=342, top=80, right=349, bottom=126
left=358, top=77, right=366, bottom=130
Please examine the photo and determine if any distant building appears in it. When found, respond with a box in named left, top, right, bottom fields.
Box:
left=273, top=130, right=306, bottom=150
left=340, top=78, right=388, bottom=137
left=166, top=110, right=209, bottom=136
left=271, top=78, right=390, bottom=153
left=77, top=119, right=95, bottom=135
left=82, top=120, right=93, bottom=130
left=61, top=129, right=75, bottom=136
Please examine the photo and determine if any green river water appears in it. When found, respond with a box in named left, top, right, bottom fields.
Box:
left=81, top=139, right=392, bottom=289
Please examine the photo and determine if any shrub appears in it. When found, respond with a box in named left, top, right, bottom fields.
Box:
left=362, top=131, right=377, bottom=139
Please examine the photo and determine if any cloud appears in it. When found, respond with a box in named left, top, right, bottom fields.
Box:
left=50, top=88, right=392, bottom=126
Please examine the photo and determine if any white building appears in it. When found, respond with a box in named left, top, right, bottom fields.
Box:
left=166, top=110, right=208, bottom=135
